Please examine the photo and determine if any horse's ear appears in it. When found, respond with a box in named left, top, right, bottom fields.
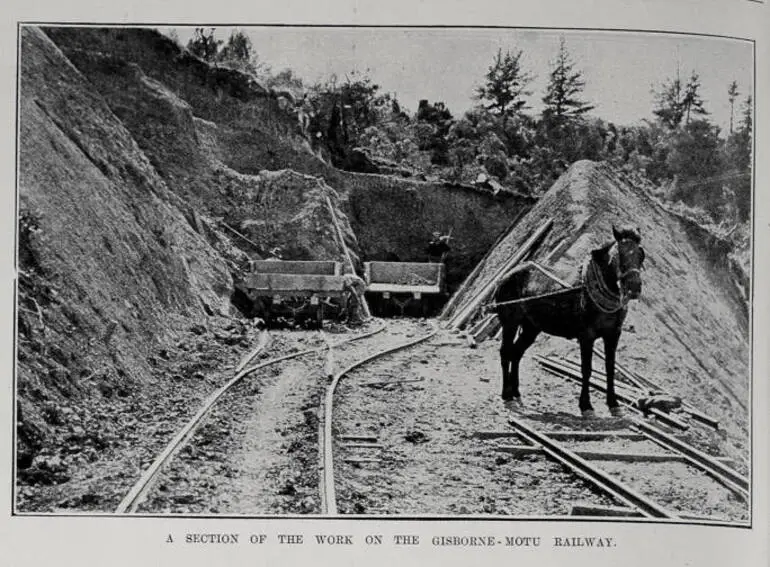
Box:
left=613, top=224, right=642, bottom=243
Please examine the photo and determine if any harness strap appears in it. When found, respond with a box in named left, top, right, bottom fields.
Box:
left=582, top=252, right=629, bottom=314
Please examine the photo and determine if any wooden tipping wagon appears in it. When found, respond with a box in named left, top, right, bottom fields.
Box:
left=363, top=261, right=445, bottom=317
left=236, top=260, right=347, bottom=328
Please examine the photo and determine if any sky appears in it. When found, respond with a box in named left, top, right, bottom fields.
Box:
left=168, top=26, right=753, bottom=134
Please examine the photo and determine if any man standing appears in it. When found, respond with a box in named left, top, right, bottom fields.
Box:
left=427, top=231, right=451, bottom=263
left=342, top=273, right=367, bottom=325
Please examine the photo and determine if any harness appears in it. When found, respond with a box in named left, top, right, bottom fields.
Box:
left=488, top=241, right=638, bottom=313
left=581, top=242, right=635, bottom=314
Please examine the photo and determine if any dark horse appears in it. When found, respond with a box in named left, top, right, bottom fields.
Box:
left=494, top=226, right=645, bottom=417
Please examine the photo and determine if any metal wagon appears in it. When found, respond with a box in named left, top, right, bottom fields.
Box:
left=363, top=261, right=446, bottom=316
left=235, top=260, right=347, bottom=328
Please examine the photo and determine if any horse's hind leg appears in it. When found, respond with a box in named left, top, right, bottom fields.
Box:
left=503, top=321, right=539, bottom=402
left=578, top=337, right=596, bottom=416
left=603, top=331, right=622, bottom=415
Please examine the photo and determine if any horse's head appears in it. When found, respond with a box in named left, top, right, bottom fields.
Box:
left=611, top=225, right=645, bottom=300
left=589, top=225, right=645, bottom=303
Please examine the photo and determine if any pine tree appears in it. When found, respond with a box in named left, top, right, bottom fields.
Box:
left=541, top=37, right=594, bottom=125
left=187, top=28, right=221, bottom=62
left=219, top=30, right=252, bottom=64
left=218, top=29, right=268, bottom=75
left=652, top=70, right=684, bottom=129
left=682, top=71, right=708, bottom=125
left=740, top=95, right=752, bottom=137
left=476, top=48, right=533, bottom=126
left=727, top=80, right=739, bottom=134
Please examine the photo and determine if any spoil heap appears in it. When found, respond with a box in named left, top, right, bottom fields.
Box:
left=444, top=160, right=749, bottom=459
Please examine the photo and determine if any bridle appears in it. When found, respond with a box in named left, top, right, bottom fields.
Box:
left=584, top=240, right=643, bottom=313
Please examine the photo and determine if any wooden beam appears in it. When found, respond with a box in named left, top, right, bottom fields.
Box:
left=570, top=504, right=644, bottom=518
left=473, top=431, right=523, bottom=440
left=529, top=261, right=572, bottom=288
left=492, top=445, right=541, bottom=457
left=542, top=430, right=647, bottom=442
left=494, top=445, right=689, bottom=463
left=476, top=319, right=501, bottom=342
left=576, top=450, right=688, bottom=463
left=475, top=430, right=645, bottom=441
left=448, top=220, right=552, bottom=330
left=471, top=314, right=500, bottom=343
left=468, top=313, right=495, bottom=337
left=340, top=435, right=378, bottom=442
left=439, top=207, right=531, bottom=320
left=341, top=443, right=384, bottom=449
left=325, top=194, right=371, bottom=320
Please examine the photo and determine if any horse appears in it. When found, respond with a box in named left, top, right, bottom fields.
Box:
left=493, top=225, right=646, bottom=417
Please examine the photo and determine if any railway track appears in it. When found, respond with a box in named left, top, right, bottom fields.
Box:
left=471, top=352, right=749, bottom=522
left=115, top=318, right=746, bottom=521
left=319, top=325, right=439, bottom=515
left=115, top=324, right=385, bottom=514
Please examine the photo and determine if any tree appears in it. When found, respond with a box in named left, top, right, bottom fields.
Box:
left=727, top=80, right=739, bottom=134
left=652, top=71, right=684, bottom=129
left=681, top=71, right=708, bottom=125
left=722, top=95, right=752, bottom=221
left=740, top=94, right=753, bottom=141
left=187, top=27, right=221, bottom=62
left=541, top=37, right=594, bottom=125
left=417, top=100, right=452, bottom=124
left=667, top=119, right=723, bottom=215
left=476, top=48, right=533, bottom=126
left=653, top=69, right=707, bottom=129
left=220, top=30, right=251, bottom=62
left=216, top=30, right=269, bottom=75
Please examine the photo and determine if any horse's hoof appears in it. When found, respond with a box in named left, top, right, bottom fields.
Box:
left=581, top=409, right=596, bottom=419
left=609, top=406, right=624, bottom=417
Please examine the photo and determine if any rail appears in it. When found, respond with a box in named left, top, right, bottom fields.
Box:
left=320, top=325, right=439, bottom=515
left=115, top=325, right=385, bottom=514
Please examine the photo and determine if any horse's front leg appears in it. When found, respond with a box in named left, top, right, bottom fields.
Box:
left=603, top=331, right=622, bottom=416
left=500, top=322, right=516, bottom=400
left=579, top=337, right=595, bottom=417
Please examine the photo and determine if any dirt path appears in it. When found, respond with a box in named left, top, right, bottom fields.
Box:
left=225, top=358, right=322, bottom=514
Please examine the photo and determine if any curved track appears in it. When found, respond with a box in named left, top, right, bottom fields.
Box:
left=116, top=325, right=384, bottom=514
left=319, top=325, right=439, bottom=515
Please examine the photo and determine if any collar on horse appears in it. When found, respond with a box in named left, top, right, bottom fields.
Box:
left=581, top=242, right=631, bottom=314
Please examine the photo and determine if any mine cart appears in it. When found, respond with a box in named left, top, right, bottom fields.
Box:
left=236, top=260, right=346, bottom=328
left=363, top=261, right=445, bottom=316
